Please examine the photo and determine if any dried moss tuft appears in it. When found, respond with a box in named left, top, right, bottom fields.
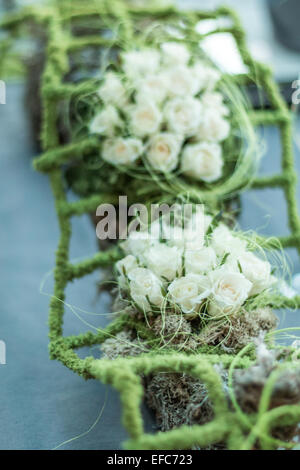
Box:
left=234, top=340, right=300, bottom=444
left=234, top=342, right=300, bottom=413
left=100, top=330, right=147, bottom=359
left=145, top=372, right=214, bottom=432
left=151, top=314, right=198, bottom=351
left=197, top=308, right=278, bottom=352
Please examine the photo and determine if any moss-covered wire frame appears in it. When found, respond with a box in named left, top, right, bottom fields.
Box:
left=2, top=1, right=300, bottom=449
left=2, top=1, right=297, bottom=250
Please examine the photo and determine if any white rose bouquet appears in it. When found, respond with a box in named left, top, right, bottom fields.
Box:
left=101, top=208, right=296, bottom=442
left=89, top=42, right=233, bottom=186
left=115, top=207, right=276, bottom=325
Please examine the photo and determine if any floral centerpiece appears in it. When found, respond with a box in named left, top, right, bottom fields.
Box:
left=90, top=43, right=230, bottom=185
left=114, top=206, right=275, bottom=326
left=75, top=39, right=257, bottom=206
left=100, top=206, right=300, bottom=443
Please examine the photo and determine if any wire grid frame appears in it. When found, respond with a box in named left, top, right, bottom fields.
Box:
left=2, top=0, right=300, bottom=449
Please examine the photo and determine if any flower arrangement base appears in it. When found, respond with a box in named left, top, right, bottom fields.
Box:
left=98, top=307, right=300, bottom=449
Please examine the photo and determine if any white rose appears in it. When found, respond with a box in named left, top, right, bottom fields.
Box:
left=208, top=268, right=252, bottom=316
left=139, top=218, right=183, bottom=245
left=181, top=142, right=223, bottom=182
left=234, top=252, right=274, bottom=296
left=146, top=133, right=182, bottom=172
left=184, top=229, right=205, bottom=251
left=211, top=224, right=247, bottom=257
left=116, top=255, right=138, bottom=276
left=129, top=100, right=162, bottom=138
left=185, top=247, right=217, bottom=275
left=165, top=225, right=186, bottom=248
left=201, top=92, right=229, bottom=116
left=161, top=42, right=190, bottom=66
left=197, top=111, right=230, bottom=142
left=116, top=255, right=139, bottom=289
left=149, top=220, right=186, bottom=248
left=128, top=268, right=163, bottom=312
left=144, top=219, right=169, bottom=241
left=186, top=210, right=212, bottom=236
left=135, top=74, right=168, bottom=103
left=144, top=244, right=183, bottom=281
left=193, top=63, right=221, bottom=91
left=168, top=273, right=211, bottom=314
left=166, top=226, right=205, bottom=251
left=165, top=211, right=212, bottom=250
left=102, top=137, right=143, bottom=165
left=89, top=105, right=122, bottom=136
left=121, top=230, right=158, bottom=256
left=165, top=96, right=202, bottom=137
left=97, top=72, right=127, bottom=106
left=122, top=50, right=160, bottom=78
left=164, top=65, right=200, bottom=97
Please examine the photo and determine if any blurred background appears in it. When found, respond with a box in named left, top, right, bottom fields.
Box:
left=2, top=0, right=300, bottom=82
left=0, top=0, right=299, bottom=450
left=184, top=0, right=300, bottom=83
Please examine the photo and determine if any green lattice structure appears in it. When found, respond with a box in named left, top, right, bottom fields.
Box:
left=2, top=1, right=300, bottom=449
